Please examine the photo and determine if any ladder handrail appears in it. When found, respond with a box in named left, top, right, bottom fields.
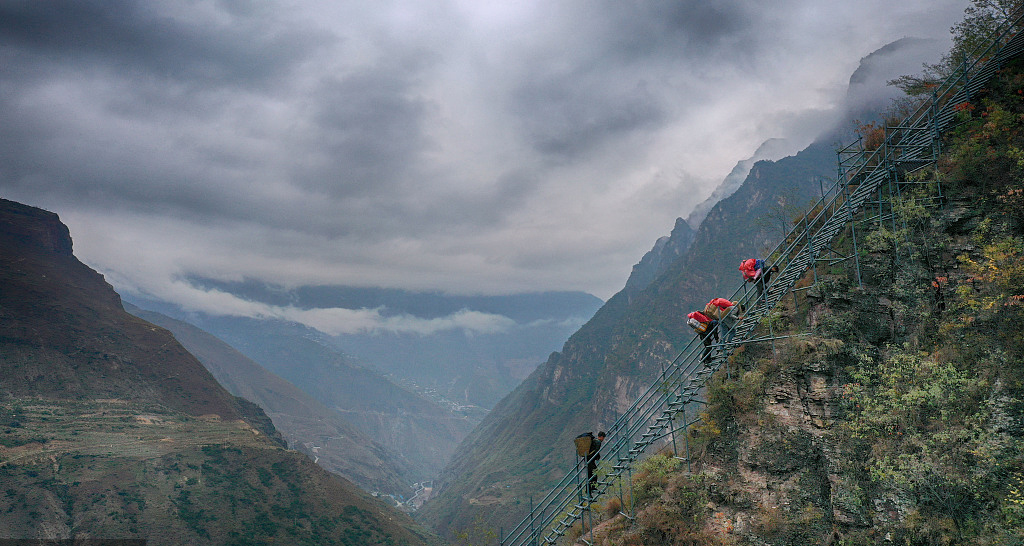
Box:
left=500, top=12, right=1024, bottom=545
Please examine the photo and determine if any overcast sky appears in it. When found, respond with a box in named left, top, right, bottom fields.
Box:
left=0, top=1, right=970, bottom=330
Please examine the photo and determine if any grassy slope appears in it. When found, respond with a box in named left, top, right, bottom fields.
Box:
left=0, top=398, right=439, bottom=545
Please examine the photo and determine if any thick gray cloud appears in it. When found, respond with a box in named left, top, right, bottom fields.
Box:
left=0, top=0, right=324, bottom=85
left=0, top=0, right=970, bottom=315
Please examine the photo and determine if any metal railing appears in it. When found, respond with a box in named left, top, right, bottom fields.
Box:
left=500, top=13, right=1024, bottom=545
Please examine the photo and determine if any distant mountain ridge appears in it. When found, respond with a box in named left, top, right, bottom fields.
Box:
left=152, top=312, right=478, bottom=483
left=187, top=278, right=603, bottom=322
left=127, top=304, right=419, bottom=498
left=622, top=216, right=696, bottom=296
left=129, top=279, right=602, bottom=414
left=685, top=137, right=793, bottom=228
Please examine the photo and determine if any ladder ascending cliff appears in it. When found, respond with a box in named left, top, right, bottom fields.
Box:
left=500, top=13, right=1024, bottom=546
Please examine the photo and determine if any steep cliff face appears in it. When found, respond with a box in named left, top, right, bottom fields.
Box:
left=0, top=199, right=74, bottom=255
left=578, top=56, right=1024, bottom=546
left=623, top=217, right=696, bottom=296
left=684, top=336, right=850, bottom=543
left=686, top=138, right=794, bottom=228
left=0, top=198, right=241, bottom=418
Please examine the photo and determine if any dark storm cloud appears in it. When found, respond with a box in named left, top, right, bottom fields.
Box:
left=0, top=0, right=427, bottom=242
left=0, top=0, right=973, bottom=321
left=512, top=75, right=666, bottom=157
left=503, top=0, right=754, bottom=159
left=0, top=0, right=325, bottom=86
left=590, top=0, right=752, bottom=61
left=0, top=0, right=338, bottom=227
left=305, top=66, right=430, bottom=192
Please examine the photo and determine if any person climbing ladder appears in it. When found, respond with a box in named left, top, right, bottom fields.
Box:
left=587, top=431, right=604, bottom=497
left=573, top=431, right=604, bottom=499
left=687, top=310, right=718, bottom=365
left=704, top=297, right=743, bottom=347
left=739, top=258, right=778, bottom=302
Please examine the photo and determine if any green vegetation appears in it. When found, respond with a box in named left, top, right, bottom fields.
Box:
left=0, top=399, right=437, bottom=545
left=631, top=453, right=685, bottom=506
left=891, top=0, right=1022, bottom=96
left=582, top=10, right=1024, bottom=546
left=825, top=53, right=1024, bottom=545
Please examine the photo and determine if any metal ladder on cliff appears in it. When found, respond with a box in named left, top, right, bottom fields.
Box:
left=499, top=14, right=1024, bottom=546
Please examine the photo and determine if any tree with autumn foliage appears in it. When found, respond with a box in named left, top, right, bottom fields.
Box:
left=892, top=0, right=1024, bottom=96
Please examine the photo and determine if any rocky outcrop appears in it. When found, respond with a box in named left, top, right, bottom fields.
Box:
left=0, top=198, right=241, bottom=418
left=0, top=198, right=73, bottom=255
left=686, top=138, right=793, bottom=228
left=623, top=217, right=696, bottom=296
left=663, top=336, right=860, bottom=544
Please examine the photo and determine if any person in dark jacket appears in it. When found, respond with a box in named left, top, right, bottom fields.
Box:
left=587, top=431, right=605, bottom=497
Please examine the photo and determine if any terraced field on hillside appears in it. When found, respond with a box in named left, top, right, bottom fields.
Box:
left=0, top=398, right=274, bottom=465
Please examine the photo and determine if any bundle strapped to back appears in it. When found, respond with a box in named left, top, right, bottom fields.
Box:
left=574, top=432, right=593, bottom=457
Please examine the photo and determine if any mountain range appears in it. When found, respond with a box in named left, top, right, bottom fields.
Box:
left=124, top=277, right=603, bottom=487
left=129, top=281, right=603, bottom=410
left=126, top=304, right=418, bottom=499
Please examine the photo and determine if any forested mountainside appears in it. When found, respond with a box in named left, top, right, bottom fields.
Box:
left=564, top=52, right=1024, bottom=546
left=127, top=305, right=419, bottom=499
left=0, top=198, right=440, bottom=545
